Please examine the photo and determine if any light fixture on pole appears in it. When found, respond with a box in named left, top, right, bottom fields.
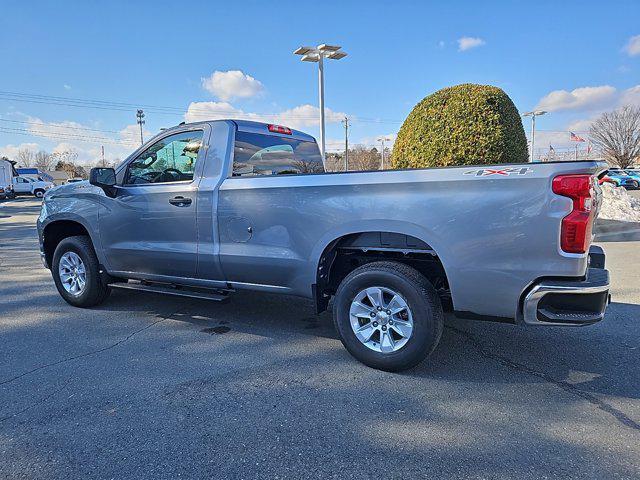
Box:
left=522, top=110, right=547, bottom=162
left=377, top=136, right=392, bottom=170
left=293, top=44, right=347, bottom=161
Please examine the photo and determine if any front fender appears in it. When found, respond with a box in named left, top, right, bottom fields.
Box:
left=38, top=190, right=106, bottom=269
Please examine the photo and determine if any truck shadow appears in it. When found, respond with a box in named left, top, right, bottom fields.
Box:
left=99, top=289, right=640, bottom=403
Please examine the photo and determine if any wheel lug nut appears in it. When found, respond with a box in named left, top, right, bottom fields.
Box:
left=373, top=322, right=378, bottom=327
left=389, top=320, right=394, bottom=325
left=370, top=312, right=376, bottom=317
left=377, top=306, right=382, bottom=311
left=382, top=326, right=387, bottom=331
left=386, top=310, right=391, bottom=315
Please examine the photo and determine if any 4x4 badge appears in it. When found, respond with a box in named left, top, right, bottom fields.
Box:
left=464, top=167, right=532, bottom=177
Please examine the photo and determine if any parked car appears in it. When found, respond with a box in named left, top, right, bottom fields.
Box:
left=13, top=176, right=54, bottom=198
left=598, top=174, right=619, bottom=186
left=37, top=120, right=610, bottom=371
left=607, top=169, right=640, bottom=189
left=67, top=178, right=85, bottom=183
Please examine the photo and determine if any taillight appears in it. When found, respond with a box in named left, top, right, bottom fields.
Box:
left=267, top=124, right=292, bottom=135
left=552, top=174, right=594, bottom=254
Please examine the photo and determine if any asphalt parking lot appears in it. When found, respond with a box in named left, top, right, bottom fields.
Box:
left=1, top=196, right=639, bottom=479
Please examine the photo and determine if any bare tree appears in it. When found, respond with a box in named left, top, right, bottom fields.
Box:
left=324, top=153, right=344, bottom=172
left=16, top=148, right=35, bottom=167
left=34, top=150, right=54, bottom=171
left=349, top=146, right=382, bottom=171
left=590, top=106, right=640, bottom=169
left=292, top=157, right=324, bottom=174
left=51, top=148, right=79, bottom=166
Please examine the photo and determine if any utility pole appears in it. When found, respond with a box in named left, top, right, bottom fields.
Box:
left=101, top=145, right=105, bottom=167
left=136, top=109, right=145, bottom=146
left=342, top=116, right=349, bottom=171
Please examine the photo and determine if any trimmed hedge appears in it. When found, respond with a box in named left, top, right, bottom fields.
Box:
left=391, top=84, right=528, bottom=169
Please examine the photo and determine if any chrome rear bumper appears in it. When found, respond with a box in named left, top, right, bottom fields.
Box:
left=522, top=247, right=610, bottom=326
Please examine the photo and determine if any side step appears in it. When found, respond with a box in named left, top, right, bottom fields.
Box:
left=109, top=281, right=231, bottom=302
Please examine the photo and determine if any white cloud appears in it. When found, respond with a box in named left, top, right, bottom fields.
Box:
left=566, top=118, right=595, bottom=132
left=2, top=116, right=142, bottom=166
left=358, top=133, right=398, bottom=149
left=457, top=37, right=485, bottom=52
left=201, top=70, right=265, bottom=101
left=325, top=138, right=346, bottom=152
left=437, top=40, right=445, bottom=49
left=63, top=84, right=72, bottom=90
left=119, top=123, right=152, bottom=147
left=184, top=101, right=346, bottom=131
left=623, top=34, right=640, bottom=57
left=620, top=85, right=640, bottom=107
left=535, top=85, right=617, bottom=112
left=0, top=142, right=40, bottom=159
left=534, top=131, right=576, bottom=150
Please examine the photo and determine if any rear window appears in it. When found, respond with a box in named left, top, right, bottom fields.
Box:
left=233, top=131, right=324, bottom=177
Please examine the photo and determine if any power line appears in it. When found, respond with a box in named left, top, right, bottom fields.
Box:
left=0, top=90, right=403, bottom=124
left=0, top=127, right=136, bottom=146
left=0, top=118, right=139, bottom=137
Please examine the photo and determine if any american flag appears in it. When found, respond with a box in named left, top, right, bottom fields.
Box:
left=570, top=132, right=586, bottom=142
left=549, top=145, right=555, bottom=152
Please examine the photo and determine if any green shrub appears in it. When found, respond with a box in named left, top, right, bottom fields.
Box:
left=391, top=83, right=528, bottom=169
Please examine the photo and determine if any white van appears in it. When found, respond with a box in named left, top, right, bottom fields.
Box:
left=0, top=159, right=15, bottom=200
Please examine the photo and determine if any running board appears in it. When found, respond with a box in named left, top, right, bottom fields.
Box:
left=109, top=281, right=230, bottom=302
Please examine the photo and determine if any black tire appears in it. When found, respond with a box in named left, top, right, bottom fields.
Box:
left=52, top=235, right=111, bottom=307
left=629, top=181, right=639, bottom=190
left=332, top=261, right=444, bottom=372
left=34, top=189, right=45, bottom=198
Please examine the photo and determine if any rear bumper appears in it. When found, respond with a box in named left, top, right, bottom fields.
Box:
left=522, top=248, right=610, bottom=326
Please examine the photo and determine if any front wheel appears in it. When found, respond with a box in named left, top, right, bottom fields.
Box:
left=52, top=236, right=110, bottom=307
left=332, top=261, right=444, bottom=372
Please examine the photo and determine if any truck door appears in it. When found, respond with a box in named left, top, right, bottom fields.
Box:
left=13, top=176, right=32, bottom=194
left=98, top=128, right=207, bottom=279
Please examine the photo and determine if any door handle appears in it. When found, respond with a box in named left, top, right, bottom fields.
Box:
left=169, top=196, right=192, bottom=207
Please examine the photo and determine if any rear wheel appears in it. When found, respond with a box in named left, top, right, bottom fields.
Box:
left=333, top=261, right=444, bottom=372
left=52, top=236, right=110, bottom=307
left=628, top=180, right=639, bottom=190
left=34, top=189, right=45, bottom=198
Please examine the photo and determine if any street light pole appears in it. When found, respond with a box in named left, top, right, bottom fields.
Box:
left=377, top=137, right=391, bottom=170
left=318, top=54, right=325, bottom=160
left=522, top=110, right=547, bottom=162
left=294, top=44, right=347, bottom=162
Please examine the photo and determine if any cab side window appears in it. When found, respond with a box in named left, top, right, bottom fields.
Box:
left=124, top=130, right=204, bottom=185
left=233, top=131, right=324, bottom=177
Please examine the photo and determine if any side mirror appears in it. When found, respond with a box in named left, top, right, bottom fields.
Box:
left=89, top=167, right=117, bottom=197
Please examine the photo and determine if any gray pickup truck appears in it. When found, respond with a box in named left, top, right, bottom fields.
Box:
left=37, top=119, right=610, bottom=371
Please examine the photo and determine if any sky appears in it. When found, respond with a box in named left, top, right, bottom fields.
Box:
left=1, top=0, right=639, bottom=165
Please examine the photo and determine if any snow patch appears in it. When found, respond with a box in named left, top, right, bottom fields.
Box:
left=598, top=183, right=640, bottom=222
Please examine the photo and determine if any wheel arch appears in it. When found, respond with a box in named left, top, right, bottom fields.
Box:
left=41, top=218, right=98, bottom=269
left=311, top=224, right=453, bottom=314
